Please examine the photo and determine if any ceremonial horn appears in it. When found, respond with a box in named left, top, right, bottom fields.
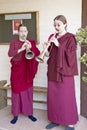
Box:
left=36, top=33, right=56, bottom=63
left=24, top=40, right=35, bottom=60
left=35, top=42, right=50, bottom=63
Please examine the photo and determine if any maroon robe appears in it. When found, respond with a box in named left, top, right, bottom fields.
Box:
left=47, top=32, right=78, bottom=125
left=8, top=39, right=40, bottom=93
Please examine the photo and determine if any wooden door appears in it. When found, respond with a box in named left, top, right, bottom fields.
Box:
left=81, top=0, right=87, bottom=118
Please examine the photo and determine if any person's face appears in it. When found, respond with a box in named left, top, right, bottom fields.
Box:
left=54, top=20, right=66, bottom=34
left=18, top=26, right=28, bottom=41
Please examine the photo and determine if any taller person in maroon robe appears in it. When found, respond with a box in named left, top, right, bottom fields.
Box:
left=8, top=24, right=40, bottom=124
left=43, top=15, right=78, bottom=130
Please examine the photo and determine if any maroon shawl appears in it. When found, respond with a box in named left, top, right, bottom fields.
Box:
left=8, top=39, right=40, bottom=93
left=47, top=33, right=78, bottom=82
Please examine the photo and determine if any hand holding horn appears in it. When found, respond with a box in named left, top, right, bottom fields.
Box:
left=35, top=33, right=58, bottom=63
left=24, top=40, right=35, bottom=60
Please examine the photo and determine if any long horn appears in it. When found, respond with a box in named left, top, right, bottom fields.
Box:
left=36, top=33, right=56, bottom=63
left=24, top=40, right=35, bottom=60
left=35, top=43, right=50, bottom=63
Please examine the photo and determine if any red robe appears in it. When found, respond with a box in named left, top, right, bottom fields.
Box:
left=8, top=39, right=40, bottom=93
left=47, top=32, right=78, bottom=82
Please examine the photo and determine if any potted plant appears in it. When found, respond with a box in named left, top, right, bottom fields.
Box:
left=76, top=26, right=87, bottom=82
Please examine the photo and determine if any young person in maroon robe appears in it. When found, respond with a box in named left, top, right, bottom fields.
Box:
left=8, top=24, right=40, bottom=124
left=43, top=15, right=78, bottom=130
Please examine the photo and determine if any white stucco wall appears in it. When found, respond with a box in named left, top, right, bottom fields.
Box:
left=0, top=0, right=81, bottom=113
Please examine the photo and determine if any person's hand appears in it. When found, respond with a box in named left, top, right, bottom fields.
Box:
left=24, top=40, right=32, bottom=50
left=18, top=43, right=25, bottom=53
left=50, top=37, right=59, bottom=47
left=43, top=42, right=50, bottom=50
left=18, top=41, right=31, bottom=53
left=21, top=42, right=27, bottom=51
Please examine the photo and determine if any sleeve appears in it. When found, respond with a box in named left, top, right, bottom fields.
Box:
left=8, top=40, right=18, bottom=57
left=65, top=36, right=77, bottom=67
left=30, top=40, right=40, bottom=56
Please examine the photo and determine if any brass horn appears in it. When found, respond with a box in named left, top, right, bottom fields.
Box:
left=36, top=33, right=56, bottom=63
left=35, top=42, right=50, bottom=63
left=25, top=40, right=35, bottom=60
left=25, top=49, right=34, bottom=60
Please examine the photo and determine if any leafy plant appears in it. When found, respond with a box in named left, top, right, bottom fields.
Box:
left=80, top=53, right=87, bottom=82
left=76, top=26, right=87, bottom=44
left=76, top=26, right=87, bottom=82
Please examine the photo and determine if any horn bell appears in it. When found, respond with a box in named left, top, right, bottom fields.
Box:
left=35, top=52, right=45, bottom=63
left=25, top=50, right=34, bottom=60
